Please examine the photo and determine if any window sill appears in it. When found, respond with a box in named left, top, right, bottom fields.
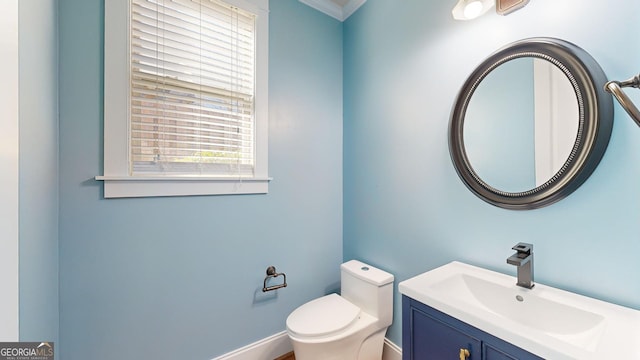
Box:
left=95, top=175, right=271, bottom=198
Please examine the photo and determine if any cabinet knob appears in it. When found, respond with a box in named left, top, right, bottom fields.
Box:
left=459, top=348, right=470, bottom=360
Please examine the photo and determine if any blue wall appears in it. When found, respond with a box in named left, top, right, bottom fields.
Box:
left=18, top=0, right=59, bottom=349
left=44, top=0, right=640, bottom=356
left=344, top=0, right=640, bottom=346
left=58, top=0, right=342, bottom=358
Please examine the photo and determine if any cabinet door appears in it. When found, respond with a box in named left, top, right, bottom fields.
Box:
left=403, top=296, right=544, bottom=360
left=484, top=343, right=518, bottom=360
left=403, top=297, right=481, bottom=359
left=484, top=341, right=544, bottom=360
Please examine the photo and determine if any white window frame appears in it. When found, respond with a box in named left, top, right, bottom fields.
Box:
left=99, top=0, right=269, bottom=198
left=0, top=0, right=20, bottom=340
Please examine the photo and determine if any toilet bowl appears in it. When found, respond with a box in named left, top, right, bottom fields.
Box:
left=286, top=260, right=394, bottom=360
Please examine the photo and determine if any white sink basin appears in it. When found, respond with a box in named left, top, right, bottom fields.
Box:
left=399, top=261, right=640, bottom=359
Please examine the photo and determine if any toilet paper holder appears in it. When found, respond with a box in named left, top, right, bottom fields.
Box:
left=262, top=266, right=287, bottom=292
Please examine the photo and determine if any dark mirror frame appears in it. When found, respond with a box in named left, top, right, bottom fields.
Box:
left=449, top=37, right=613, bottom=210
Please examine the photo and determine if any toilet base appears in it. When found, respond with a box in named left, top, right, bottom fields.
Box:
left=289, top=328, right=387, bottom=360
left=357, top=328, right=386, bottom=360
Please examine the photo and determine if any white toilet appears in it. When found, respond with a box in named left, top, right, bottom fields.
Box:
left=286, top=260, right=394, bottom=360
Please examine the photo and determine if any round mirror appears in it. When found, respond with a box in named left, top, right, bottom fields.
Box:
left=449, top=38, right=613, bottom=210
left=464, top=57, right=579, bottom=193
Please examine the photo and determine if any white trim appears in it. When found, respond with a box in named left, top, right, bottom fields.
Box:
left=96, top=176, right=272, bottom=182
left=103, top=0, right=129, bottom=180
left=299, top=0, right=343, bottom=20
left=211, top=332, right=402, bottom=360
left=102, top=0, right=270, bottom=198
left=533, top=59, right=579, bottom=187
left=383, top=338, right=402, bottom=360
left=0, top=0, right=20, bottom=341
left=342, top=0, right=367, bottom=20
left=298, top=0, right=366, bottom=21
left=99, top=178, right=270, bottom=198
left=211, top=331, right=292, bottom=360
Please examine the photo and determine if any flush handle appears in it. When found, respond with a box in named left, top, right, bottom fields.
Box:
left=459, top=348, right=470, bottom=360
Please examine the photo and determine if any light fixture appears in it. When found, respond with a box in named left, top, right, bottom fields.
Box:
left=606, top=74, right=640, bottom=127
left=496, top=0, right=530, bottom=15
left=452, top=0, right=494, bottom=20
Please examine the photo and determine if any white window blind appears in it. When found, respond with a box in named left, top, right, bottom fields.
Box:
left=130, top=0, right=257, bottom=177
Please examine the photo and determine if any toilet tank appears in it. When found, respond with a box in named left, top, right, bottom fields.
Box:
left=340, top=260, right=394, bottom=327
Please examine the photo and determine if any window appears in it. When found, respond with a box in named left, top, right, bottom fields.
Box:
left=100, top=0, right=269, bottom=198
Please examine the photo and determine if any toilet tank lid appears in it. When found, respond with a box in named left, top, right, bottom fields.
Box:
left=286, top=294, right=360, bottom=338
left=341, top=260, right=394, bottom=286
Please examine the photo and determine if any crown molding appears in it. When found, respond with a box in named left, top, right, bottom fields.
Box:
left=342, top=0, right=366, bottom=20
left=298, top=0, right=367, bottom=21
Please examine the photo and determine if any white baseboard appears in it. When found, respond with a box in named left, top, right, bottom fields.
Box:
left=213, top=331, right=402, bottom=360
left=212, top=331, right=292, bottom=360
left=383, top=338, right=402, bottom=360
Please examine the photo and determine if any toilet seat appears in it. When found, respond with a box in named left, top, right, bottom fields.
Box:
left=286, top=294, right=361, bottom=339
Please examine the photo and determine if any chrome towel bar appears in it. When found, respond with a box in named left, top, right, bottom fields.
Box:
left=605, top=74, right=640, bottom=127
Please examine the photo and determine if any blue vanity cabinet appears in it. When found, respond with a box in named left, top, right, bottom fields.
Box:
left=402, top=296, right=543, bottom=360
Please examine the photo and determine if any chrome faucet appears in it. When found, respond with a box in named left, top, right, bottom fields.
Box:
left=507, top=243, right=534, bottom=289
